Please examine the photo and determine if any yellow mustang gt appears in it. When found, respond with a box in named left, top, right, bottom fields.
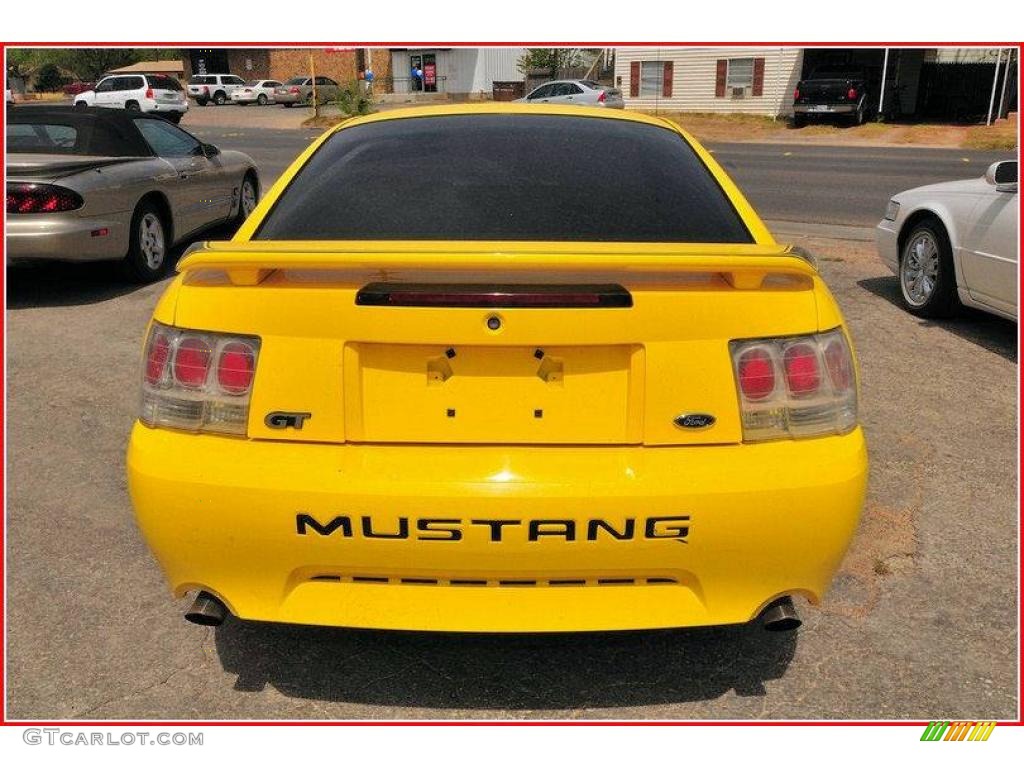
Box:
left=127, top=104, right=867, bottom=634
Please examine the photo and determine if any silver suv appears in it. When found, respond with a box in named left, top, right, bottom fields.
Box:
left=187, top=74, right=246, bottom=106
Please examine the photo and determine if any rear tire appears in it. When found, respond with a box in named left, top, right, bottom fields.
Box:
left=196, top=98, right=208, bottom=107
left=792, top=113, right=806, bottom=128
left=852, top=102, right=866, bottom=126
left=898, top=219, right=958, bottom=318
left=123, top=201, right=170, bottom=283
left=235, top=172, right=259, bottom=227
left=125, top=100, right=140, bottom=112
left=74, top=100, right=88, bottom=110
left=213, top=91, right=227, bottom=106
left=257, top=93, right=268, bottom=106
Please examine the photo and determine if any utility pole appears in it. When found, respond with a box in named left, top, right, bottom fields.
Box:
left=986, top=48, right=1002, bottom=126
left=996, top=48, right=1012, bottom=121
left=310, top=51, right=319, bottom=118
left=878, top=48, right=889, bottom=120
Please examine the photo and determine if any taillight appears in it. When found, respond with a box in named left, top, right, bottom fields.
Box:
left=597, top=90, right=606, bottom=103
left=144, top=331, right=170, bottom=385
left=793, top=86, right=801, bottom=100
left=145, top=87, right=154, bottom=99
left=174, top=337, right=212, bottom=388
left=782, top=343, right=820, bottom=396
left=847, top=87, right=858, bottom=100
left=217, top=341, right=257, bottom=394
left=289, top=86, right=300, bottom=93
left=7, top=183, right=84, bottom=214
left=737, top=347, right=775, bottom=400
left=730, top=329, right=857, bottom=441
left=140, top=323, right=261, bottom=435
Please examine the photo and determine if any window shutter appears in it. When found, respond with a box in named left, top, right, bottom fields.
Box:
left=752, top=57, right=765, bottom=97
left=715, top=59, right=727, bottom=98
left=630, top=61, right=640, bottom=97
left=662, top=61, right=673, bottom=97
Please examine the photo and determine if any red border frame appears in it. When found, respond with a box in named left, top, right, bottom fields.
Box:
left=0, top=40, right=1021, bottom=728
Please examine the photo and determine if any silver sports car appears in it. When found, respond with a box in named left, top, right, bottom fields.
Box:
left=6, top=107, right=260, bottom=281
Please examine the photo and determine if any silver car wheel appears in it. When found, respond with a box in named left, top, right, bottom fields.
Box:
left=901, top=232, right=939, bottom=307
left=139, top=213, right=166, bottom=270
left=240, top=178, right=257, bottom=218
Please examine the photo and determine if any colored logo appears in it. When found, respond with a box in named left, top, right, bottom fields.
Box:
left=920, top=721, right=996, bottom=741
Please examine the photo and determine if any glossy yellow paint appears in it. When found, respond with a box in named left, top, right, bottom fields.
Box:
left=128, top=103, right=868, bottom=631
left=128, top=425, right=867, bottom=632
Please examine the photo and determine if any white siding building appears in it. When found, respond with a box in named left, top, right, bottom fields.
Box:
left=390, top=48, right=526, bottom=97
left=615, top=47, right=803, bottom=117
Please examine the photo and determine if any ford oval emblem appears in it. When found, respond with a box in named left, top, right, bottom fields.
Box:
left=674, top=413, right=716, bottom=430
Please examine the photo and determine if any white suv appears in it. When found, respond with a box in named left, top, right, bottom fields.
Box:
left=187, top=74, right=246, bottom=106
left=73, top=74, right=188, bottom=123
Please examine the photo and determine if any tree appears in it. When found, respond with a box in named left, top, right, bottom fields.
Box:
left=35, top=63, right=68, bottom=92
left=54, top=49, right=140, bottom=81
left=517, top=48, right=584, bottom=80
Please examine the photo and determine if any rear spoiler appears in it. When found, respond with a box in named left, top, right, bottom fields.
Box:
left=177, top=241, right=818, bottom=290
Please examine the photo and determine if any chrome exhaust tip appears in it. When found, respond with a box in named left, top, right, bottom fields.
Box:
left=761, top=596, right=801, bottom=632
left=185, top=591, right=228, bottom=626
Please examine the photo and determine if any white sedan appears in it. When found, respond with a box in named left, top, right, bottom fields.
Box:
left=876, top=160, right=1018, bottom=321
left=230, top=80, right=282, bottom=106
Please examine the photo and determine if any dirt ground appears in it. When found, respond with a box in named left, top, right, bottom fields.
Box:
left=650, top=111, right=1019, bottom=150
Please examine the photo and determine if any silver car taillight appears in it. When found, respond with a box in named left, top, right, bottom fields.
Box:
left=730, top=328, right=857, bottom=441
left=140, top=322, right=260, bottom=436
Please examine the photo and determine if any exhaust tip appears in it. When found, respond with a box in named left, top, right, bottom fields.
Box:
left=761, top=596, right=801, bottom=632
left=185, top=591, right=228, bottom=627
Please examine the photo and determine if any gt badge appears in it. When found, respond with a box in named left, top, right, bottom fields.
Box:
left=265, top=411, right=312, bottom=429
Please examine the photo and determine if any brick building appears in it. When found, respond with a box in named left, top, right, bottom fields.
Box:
left=182, top=48, right=392, bottom=88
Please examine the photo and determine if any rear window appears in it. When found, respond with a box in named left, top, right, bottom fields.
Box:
left=147, top=75, right=182, bottom=91
left=255, top=114, right=752, bottom=243
left=7, top=123, right=79, bottom=153
left=809, top=67, right=864, bottom=79
left=189, top=76, right=215, bottom=85
left=6, top=116, right=150, bottom=156
left=284, top=77, right=306, bottom=85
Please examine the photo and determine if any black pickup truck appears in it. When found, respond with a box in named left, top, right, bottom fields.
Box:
left=792, top=65, right=871, bottom=127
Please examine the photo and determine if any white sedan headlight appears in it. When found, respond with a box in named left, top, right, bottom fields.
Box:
left=883, top=199, right=901, bottom=221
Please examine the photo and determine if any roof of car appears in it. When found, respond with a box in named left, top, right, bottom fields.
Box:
left=7, top=106, right=159, bottom=157
left=327, top=102, right=676, bottom=135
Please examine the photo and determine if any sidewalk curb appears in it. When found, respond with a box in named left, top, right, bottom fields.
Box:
left=766, top=219, right=876, bottom=243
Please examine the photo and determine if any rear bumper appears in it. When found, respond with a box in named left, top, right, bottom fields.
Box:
left=793, top=104, right=857, bottom=114
left=273, top=93, right=304, bottom=105
left=6, top=212, right=131, bottom=263
left=127, top=425, right=867, bottom=632
left=230, top=93, right=268, bottom=103
left=141, top=97, right=188, bottom=114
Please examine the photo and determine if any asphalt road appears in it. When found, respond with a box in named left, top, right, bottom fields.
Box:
left=182, top=124, right=1009, bottom=228
left=708, top=142, right=1009, bottom=226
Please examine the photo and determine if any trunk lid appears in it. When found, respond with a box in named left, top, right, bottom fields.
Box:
left=6, top=153, right=139, bottom=181
left=170, top=242, right=821, bottom=447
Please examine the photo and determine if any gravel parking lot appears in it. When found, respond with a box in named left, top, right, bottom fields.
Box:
left=6, top=225, right=1016, bottom=719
